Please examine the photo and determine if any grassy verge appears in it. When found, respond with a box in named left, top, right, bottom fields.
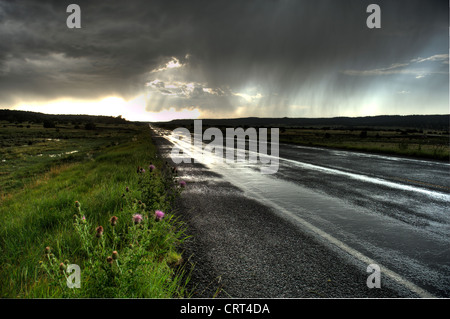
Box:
left=279, top=128, right=449, bottom=161
left=0, top=125, right=191, bottom=298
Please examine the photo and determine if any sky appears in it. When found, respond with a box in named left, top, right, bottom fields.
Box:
left=0, top=0, right=448, bottom=122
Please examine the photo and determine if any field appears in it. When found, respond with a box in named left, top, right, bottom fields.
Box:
left=0, top=120, right=138, bottom=196
left=0, top=120, right=191, bottom=298
left=156, top=117, right=449, bottom=161
left=278, top=127, right=449, bottom=161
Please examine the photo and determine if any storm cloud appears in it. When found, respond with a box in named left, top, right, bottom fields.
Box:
left=0, top=0, right=448, bottom=119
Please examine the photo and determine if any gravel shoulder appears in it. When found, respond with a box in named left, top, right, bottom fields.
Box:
left=153, top=134, right=417, bottom=298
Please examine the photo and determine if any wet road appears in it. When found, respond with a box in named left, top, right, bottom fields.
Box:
left=271, top=144, right=450, bottom=297
left=154, top=126, right=450, bottom=297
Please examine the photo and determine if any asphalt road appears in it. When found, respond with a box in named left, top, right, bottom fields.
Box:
left=152, top=128, right=449, bottom=298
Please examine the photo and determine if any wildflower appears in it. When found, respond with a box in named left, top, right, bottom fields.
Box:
left=126, top=186, right=129, bottom=192
left=81, top=215, right=86, bottom=223
left=179, top=180, right=186, bottom=188
left=141, top=168, right=146, bottom=173
left=155, top=210, right=165, bottom=221
left=110, top=216, right=118, bottom=227
left=106, top=256, right=113, bottom=265
left=96, top=226, right=104, bottom=237
left=112, top=251, right=119, bottom=260
left=75, top=201, right=80, bottom=208
left=132, top=213, right=143, bottom=224
left=149, top=164, right=155, bottom=172
left=59, top=262, right=66, bottom=272
left=45, top=246, right=51, bottom=254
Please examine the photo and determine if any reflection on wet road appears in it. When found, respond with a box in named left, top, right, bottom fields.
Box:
left=156, top=126, right=450, bottom=297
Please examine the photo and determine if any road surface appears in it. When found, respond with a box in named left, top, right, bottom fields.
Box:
left=152, top=126, right=450, bottom=298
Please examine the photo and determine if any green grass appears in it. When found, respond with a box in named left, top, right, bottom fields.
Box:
left=0, top=124, right=191, bottom=298
left=0, top=121, right=141, bottom=196
left=279, top=128, right=449, bottom=161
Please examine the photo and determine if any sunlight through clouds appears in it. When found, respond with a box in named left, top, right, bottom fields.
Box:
left=12, top=94, right=201, bottom=122
left=151, top=57, right=185, bottom=73
left=1, top=1, right=447, bottom=120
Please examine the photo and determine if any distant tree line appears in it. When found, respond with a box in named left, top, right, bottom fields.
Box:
left=158, top=114, right=450, bottom=131
left=0, top=109, right=128, bottom=126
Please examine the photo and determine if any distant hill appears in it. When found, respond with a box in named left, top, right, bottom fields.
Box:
left=158, top=115, right=450, bottom=131
left=1, top=110, right=448, bottom=131
left=0, top=109, right=128, bottom=125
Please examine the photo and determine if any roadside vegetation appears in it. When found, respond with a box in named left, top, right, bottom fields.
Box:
left=277, top=127, right=449, bottom=161
left=156, top=117, right=449, bottom=161
left=0, top=120, right=191, bottom=298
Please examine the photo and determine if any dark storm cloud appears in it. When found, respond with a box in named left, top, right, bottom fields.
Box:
left=0, top=0, right=187, bottom=103
left=0, top=0, right=447, bottom=115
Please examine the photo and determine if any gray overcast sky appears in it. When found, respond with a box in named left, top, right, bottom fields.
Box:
left=0, top=0, right=448, bottom=121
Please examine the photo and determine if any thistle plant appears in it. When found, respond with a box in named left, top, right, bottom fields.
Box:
left=40, top=161, right=189, bottom=298
left=39, top=246, right=78, bottom=297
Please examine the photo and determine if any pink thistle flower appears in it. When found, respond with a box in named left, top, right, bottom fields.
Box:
left=96, top=226, right=104, bottom=237
left=154, top=210, right=165, bottom=221
left=179, top=180, right=186, bottom=188
left=132, top=213, right=143, bottom=224
left=106, top=256, right=113, bottom=264
left=149, top=164, right=155, bottom=172
left=110, top=216, right=118, bottom=226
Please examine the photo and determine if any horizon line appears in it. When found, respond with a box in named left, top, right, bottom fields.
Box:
left=1, top=108, right=449, bottom=123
